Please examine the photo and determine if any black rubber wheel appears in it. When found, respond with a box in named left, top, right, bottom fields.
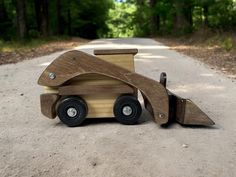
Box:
left=57, top=96, right=88, bottom=127
left=160, top=72, right=167, bottom=87
left=113, top=95, right=142, bottom=125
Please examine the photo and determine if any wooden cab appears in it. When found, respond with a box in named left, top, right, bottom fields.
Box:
left=58, top=49, right=138, bottom=119
left=80, top=49, right=138, bottom=118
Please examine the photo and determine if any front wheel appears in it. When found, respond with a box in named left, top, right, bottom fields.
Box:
left=113, top=95, right=142, bottom=125
left=57, top=96, right=88, bottom=127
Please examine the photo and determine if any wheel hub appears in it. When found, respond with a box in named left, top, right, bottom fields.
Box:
left=67, top=107, right=78, bottom=118
left=122, top=106, right=133, bottom=116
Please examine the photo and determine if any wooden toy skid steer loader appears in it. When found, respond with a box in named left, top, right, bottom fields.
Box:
left=38, top=49, right=215, bottom=127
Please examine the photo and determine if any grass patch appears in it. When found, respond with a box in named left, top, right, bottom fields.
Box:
left=155, top=31, right=236, bottom=77
left=179, top=31, right=236, bottom=51
left=0, top=36, right=73, bottom=52
left=0, top=36, right=89, bottom=65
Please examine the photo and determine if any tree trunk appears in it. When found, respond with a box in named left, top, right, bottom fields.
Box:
left=34, top=0, right=49, bottom=36
left=203, top=5, right=209, bottom=29
left=0, top=0, right=6, bottom=21
left=67, top=6, right=71, bottom=36
left=41, top=0, right=49, bottom=36
left=149, top=0, right=160, bottom=35
left=173, top=1, right=192, bottom=34
left=185, top=3, right=193, bottom=28
left=56, top=0, right=63, bottom=35
left=34, top=0, right=41, bottom=32
left=16, top=0, right=27, bottom=39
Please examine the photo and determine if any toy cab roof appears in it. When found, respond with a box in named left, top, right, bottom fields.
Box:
left=94, top=49, right=138, bottom=55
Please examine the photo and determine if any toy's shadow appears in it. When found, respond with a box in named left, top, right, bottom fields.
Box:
left=81, top=118, right=118, bottom=126
left=161, top=121, right=218, bottom=129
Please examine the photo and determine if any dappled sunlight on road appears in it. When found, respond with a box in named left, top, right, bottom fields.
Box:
left=39, top=62, right=51, bottom=66
left=137, top=55, right=168, bottom=59
left=171, top=83, right=225, bottom=94
left=200, top=73, right=214, bottom=77
left=75, top=38, right=169, bottom=52
left=76, top=44, right=169, bottom=50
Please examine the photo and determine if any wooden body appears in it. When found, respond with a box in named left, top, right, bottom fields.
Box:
left=38, top=50, right=169, bottom=125
left=70, top=51, right=137, bottom=118
left=42, top=49, right=139, bottom=118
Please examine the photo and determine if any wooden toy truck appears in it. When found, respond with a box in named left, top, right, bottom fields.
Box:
left=38, top=49, right=215, bottom=127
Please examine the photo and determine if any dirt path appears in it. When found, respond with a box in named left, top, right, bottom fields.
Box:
left=0, top=38, right=236, bottom=177
left=156, top=37, right=236, bottom=79
left=0, top=38, right=88, bottom=65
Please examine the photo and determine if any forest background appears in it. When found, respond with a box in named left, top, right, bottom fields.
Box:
left=0, top=0, right=236, bottom=75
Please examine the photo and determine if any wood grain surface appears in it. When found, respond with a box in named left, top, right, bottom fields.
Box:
left=94, top=49, right=138, bottom=55
left=58, top=84, right=134, bottom=95
left=40, top=93, right=60, bottom=119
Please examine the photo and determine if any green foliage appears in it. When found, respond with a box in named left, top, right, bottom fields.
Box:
left=155, top=0, right=174, bottom=34
left=0, top=0, right=113, bottom=40
left=221, top=37, right=234, bottom=51
left=1, top=0, right=236, bottom=40
left=0, top=36, right=72, bottom=52
left=68, top=0, right=113, bottom=38
left=203, top=33, right=235, bottom=51
left=0, top=39, right=45, bottom=52
left=208, top=0, right=236, bottom=29
left=132, top=0, right=151, bottom=36
left=106, top=2, right=136, bottom=37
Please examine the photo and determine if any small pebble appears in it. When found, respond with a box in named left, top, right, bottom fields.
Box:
left=182, top=144, right=188, bottom=148
left=91, top=161, right=97, bottom=167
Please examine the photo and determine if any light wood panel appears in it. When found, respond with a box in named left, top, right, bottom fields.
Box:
left=58, top=84, right=134, bottom=95
left=96, top=54, right=135, bottom=71
left=80, top=53, right=135, bottom=118
left=44, top=86, right=58, bottom=94
left=82, top=94, right=118, bottom=118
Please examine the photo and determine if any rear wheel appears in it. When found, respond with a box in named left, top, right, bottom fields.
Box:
left=57, top=96, right=88, bottom=127
left=113, top=95, right=142, bottom=125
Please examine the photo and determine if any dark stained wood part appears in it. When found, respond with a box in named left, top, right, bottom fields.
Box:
left=183, top=99, right=214, bottom=125
left=59, top=84, right=135, bottom=95
left=38, top=50, right=169, bottom=125
left=169, top=92, right=215, bottom=126
left=94, top=49, right=138, bottom=55
left=40, top=93, right=60, bottom=119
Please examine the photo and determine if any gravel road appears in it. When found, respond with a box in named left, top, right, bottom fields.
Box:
left=0, top=38, right=236, bottom=177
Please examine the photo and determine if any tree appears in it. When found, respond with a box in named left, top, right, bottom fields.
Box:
left=149, top=0, right=160, bottom=35
left=56, top=0, right=63, bottom=35
left=197, top=0, right=215, bottom=29
left=34, top=0, right=49, bottom=36
left=0, top=0, right=9, bottom=39
left=16, top=0, right=27, bottom=39
left=173, top=0, right=193, bottom=34
left=106, top=1, right=136, bottom=37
